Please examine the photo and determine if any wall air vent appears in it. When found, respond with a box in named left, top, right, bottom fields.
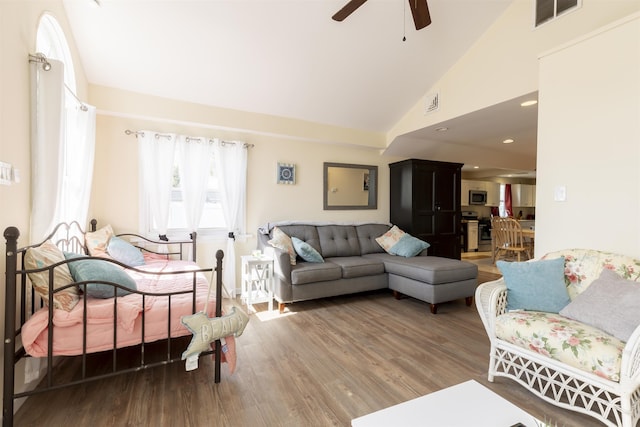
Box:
left=425, top=92, right=439, bottom=114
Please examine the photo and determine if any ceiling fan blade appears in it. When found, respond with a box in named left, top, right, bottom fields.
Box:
left=408, top=0, right=431, bottom=30
left=332, top=0, right=368, bottom=22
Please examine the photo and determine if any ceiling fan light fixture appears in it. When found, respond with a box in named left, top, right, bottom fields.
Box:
left=333, top=0, right=431, bottom=30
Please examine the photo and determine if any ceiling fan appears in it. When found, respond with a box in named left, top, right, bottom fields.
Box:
left=332, top=0, right=431, bottom=30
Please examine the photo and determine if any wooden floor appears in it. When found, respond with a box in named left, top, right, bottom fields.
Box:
left=14, top=270, right=600, bottom=427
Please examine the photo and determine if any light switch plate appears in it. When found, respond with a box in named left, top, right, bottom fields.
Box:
left=554, top=185, right=567, bottom=202
left=0, top=161, right=12, bottom=185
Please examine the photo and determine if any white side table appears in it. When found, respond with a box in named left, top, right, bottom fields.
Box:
left=240, top=255, right=274, bottom=311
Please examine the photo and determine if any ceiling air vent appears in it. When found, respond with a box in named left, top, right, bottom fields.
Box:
left=425, top=92, right=439, bottom=114
left=535, top=0, right=580, bottom=27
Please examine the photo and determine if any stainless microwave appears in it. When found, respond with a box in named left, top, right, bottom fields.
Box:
left=469, top=190, right=487, bottom=205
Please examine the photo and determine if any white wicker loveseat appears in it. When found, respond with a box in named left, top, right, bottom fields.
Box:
left=476, top=249, right=640, bottom=427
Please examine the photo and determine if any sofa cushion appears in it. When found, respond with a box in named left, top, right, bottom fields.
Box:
left=497, top=258, right=570, bottom=313
left=325, top=256, right=385, bottom=279
left=365, top=253, right=477, bottom=284
left=291, top=237, right=324, bottom=263
left=559, top=269, right=640, bottom=342
left=495, top=310, right=624, bottom=382
left=317, top=225, right=361, bottom=258
left=355, top=224, right=391, bottom=255
left=290, top=262, right=342, bottom=286
left=274, top=225, right=322, bottom=255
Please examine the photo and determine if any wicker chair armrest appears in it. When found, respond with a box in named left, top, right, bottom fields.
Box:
left=475, top=278, right=507, bottom=336
left=620, top=324, right=640, bottom=382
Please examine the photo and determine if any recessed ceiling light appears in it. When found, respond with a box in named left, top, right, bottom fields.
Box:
left=503, top=138, right=514, bottom=144
left=435, top=127, right=448, bottom=132
left=473, top=166, right=479, bottom=169
left=520, top=100, right=537, bottom=107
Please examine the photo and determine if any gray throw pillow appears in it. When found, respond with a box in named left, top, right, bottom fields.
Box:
left=559, top=269, right=640, bottom=342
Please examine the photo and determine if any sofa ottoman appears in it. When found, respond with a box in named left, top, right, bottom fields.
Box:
left=365, top=253, right=478, bottom=313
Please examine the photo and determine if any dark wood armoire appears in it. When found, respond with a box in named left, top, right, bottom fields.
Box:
left=389, top=159, right=462, bottom=260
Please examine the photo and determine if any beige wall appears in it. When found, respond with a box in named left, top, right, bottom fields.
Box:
left=387, top=0, right=640, bottom=146
left=0, top=0, right=89, bottom=411
left=535, top=13, right=640, bottom=257
left=91, top=89, right=403, bottom=276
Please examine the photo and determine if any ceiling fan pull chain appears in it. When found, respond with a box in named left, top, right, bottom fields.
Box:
left=403, top=0, right=407, bottom=41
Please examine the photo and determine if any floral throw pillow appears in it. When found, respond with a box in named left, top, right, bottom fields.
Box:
left=268, top=227, right=296, bottom=265
left=375, top=225, right=406, bottom=252
left=85, top=224, right=114, bottom=257
left=24, top=240, right=79, bottom=311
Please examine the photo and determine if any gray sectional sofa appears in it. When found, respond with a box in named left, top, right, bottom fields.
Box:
left=257, top=222, right=478, bottom=314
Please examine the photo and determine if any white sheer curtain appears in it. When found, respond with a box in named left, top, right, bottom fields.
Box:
left=177, top=136, right=214, bottom=233
left=30, top=58, right=97, bottom=243
left=138, top=131, right=177, bottom=238
left=30, top=58, right=65, bottom=242
left=213, top=141, right=247, bottom=297
left=58, top=96, right=96, bottom=229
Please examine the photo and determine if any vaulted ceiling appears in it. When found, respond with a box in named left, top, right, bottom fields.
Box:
left=62, top=0, right=536, bottom=176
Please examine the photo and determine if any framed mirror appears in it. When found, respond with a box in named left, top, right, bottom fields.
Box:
left=323, top=162, right=378, bottom=210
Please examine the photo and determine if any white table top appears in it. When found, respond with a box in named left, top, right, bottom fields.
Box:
left=351, top=380, right=540, bottom=427
left=241, top=254, right=273, bottom=263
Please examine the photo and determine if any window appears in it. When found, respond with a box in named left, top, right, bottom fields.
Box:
left=32, top=14, right=95, bottom=241
left=164, top=156, right=227, bottom=234
left=499, top=184, right=507, bottom=217
left=36, top=14, right=76, bottom=91
left=535, top=0, right=580, bottom=27
left=138, top=132, right=247, bottom=241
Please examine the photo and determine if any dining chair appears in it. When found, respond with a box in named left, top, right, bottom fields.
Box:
left=491, top=217, right=532, bottom=263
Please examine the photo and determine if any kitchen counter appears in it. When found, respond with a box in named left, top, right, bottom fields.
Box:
left=518, top=219, right=535, bottom=230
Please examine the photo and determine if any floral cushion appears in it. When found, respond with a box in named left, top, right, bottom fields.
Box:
left=495, top=311, right=624, bottom=382
left=541, top=249, right=640, bottom=300
left=24, top=240, right=79, bottom=311
left=268, top=227, right=297, bottom=265
left=85, top=224, right=114, bottom=258
left=375, top=225, right=405, bottom=252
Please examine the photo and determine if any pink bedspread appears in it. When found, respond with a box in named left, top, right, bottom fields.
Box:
left=22, top=259, right=236, bottom=369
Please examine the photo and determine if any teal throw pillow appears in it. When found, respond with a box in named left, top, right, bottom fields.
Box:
left=107, top=236, right=145, bottom=267
left=497, top=257, right=570, bottom=313
left=65, top=252, right=137, bottom=299
left=388, top=234, right=430, bottom=257
left=291, top=237, right=324, bottom=263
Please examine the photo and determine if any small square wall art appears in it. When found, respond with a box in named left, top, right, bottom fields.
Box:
left=277, top=162, right=296, bottom=185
